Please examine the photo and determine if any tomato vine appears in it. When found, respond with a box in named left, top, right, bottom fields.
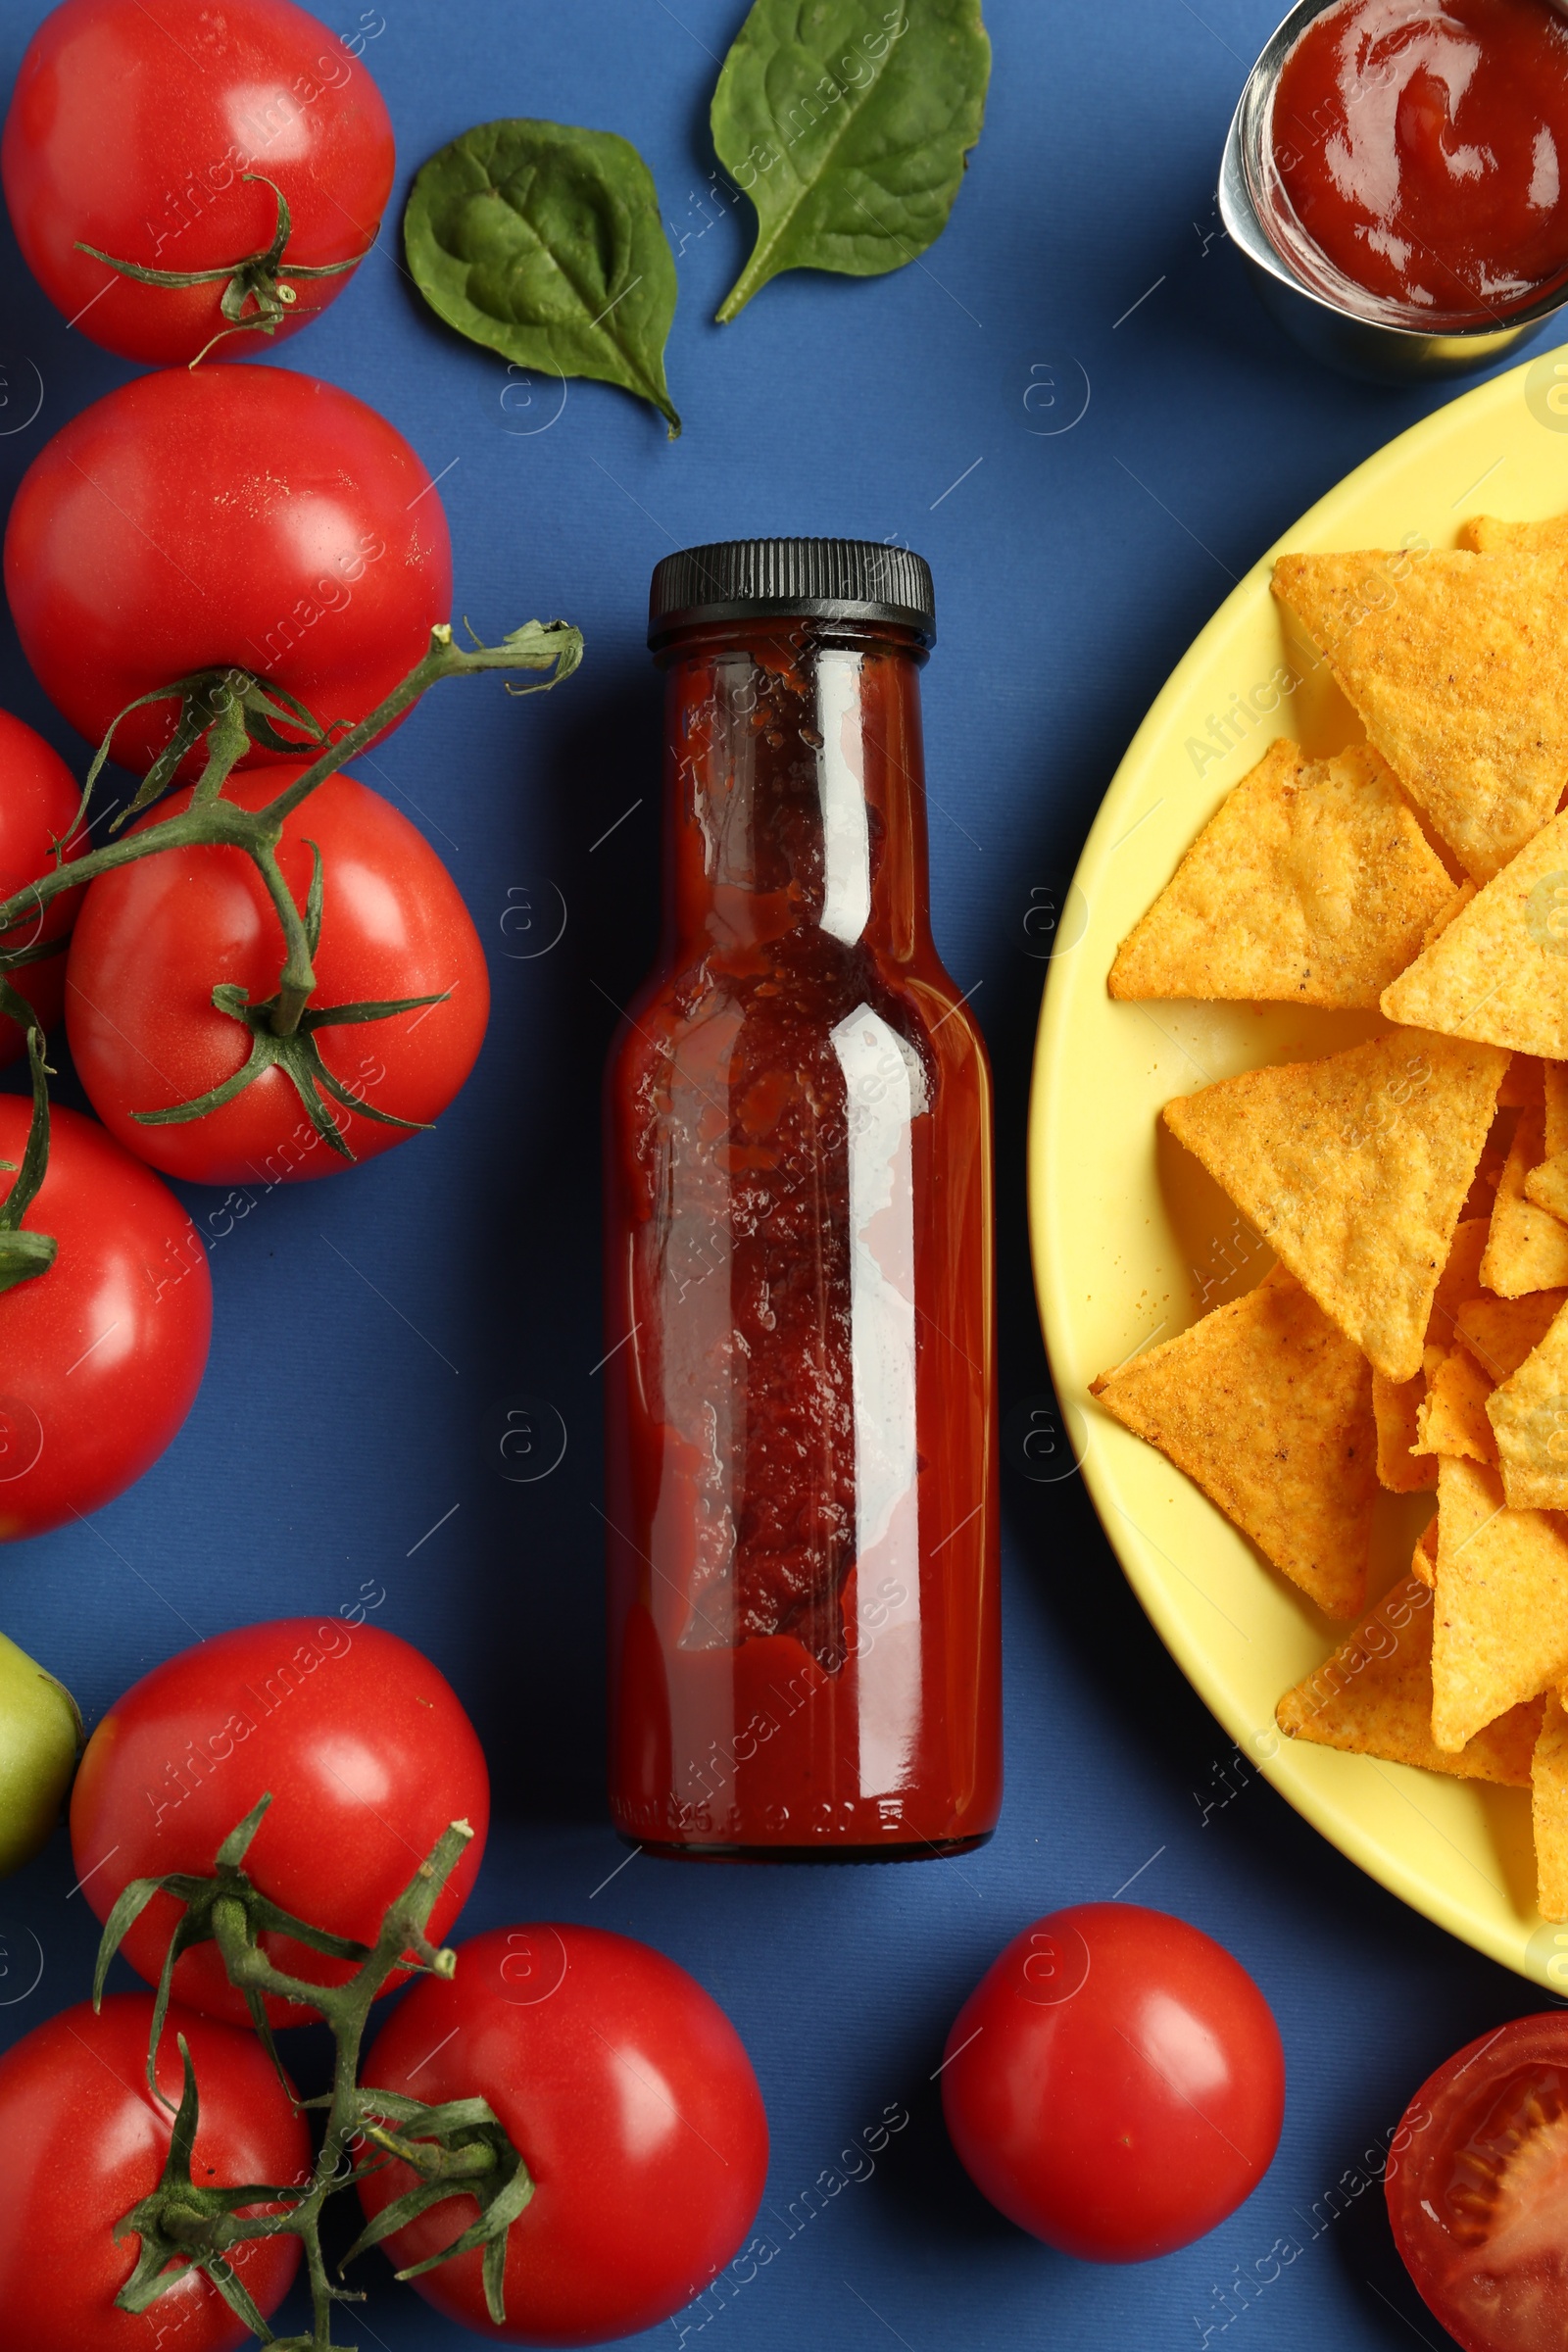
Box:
left=0, top=613, right=582, bottom=1266
left=100, top=1798, right=528, bottom=2348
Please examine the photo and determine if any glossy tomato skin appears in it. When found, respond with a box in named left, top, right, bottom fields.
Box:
left=1388, top=2012, right=1568, bottom=2350
left=0, top=706, right=84, bottom=1063
left=0, top=1099, right=211, bottom=1540
left=71, top=1620, right=490, bottom=2029
left=941, top=1902, right=1285, bottom=2263
left=66, top=765, right=489, bottom=1185
left=3, top=367, right=451, bottom=777
left=0, top=1992, right=308, bottom=2352
left=2, top=0, right=394, bottom=366
left=358, top=1925, right=770, bottom=2346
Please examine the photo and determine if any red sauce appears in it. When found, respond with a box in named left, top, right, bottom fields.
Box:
left=1268, top=0, right=1568, bottom=322
left=603, top=618, right=1001, bottom=1858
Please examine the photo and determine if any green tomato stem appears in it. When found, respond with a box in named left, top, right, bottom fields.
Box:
left=252, top=846, right=317, bottom=1039
left=0, top=619, right=582, bottom=1005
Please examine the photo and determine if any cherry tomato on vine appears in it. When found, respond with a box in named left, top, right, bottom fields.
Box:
left=1387, top=2011, right=1568, bottom=2349
left=940, top=1903, right=1285, bottom=2262
left=65, top=763, right=489, bottom=1185
left=0, top=1098, right=211, bottom=1540
left=0, top=706, right=84, bottom=1065
left=71, top=1618, right=490, bottom=2028
left=357, top=1924, right=769, bottom=2346
left=3, top=0, right=394, bottom=367
left=3, top=366, right=452, bottom=778
left=0, top=1992, right=308, bottom=2352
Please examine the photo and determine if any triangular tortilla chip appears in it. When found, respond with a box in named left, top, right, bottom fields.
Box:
left=1382, top=807, right=1568, bottom=1055
left=1456, top=1290, right=1568, bottom=1380
left=1090, top=1264, right=1374, bottom=1619
left=1533, top=1692, right=1568, bottom=1921
left=1483, top=1099, right=1568, bottom=1295
left=1278, top=1572, right=1541, bottom=1782
left=1163, top=1032, right=1507, bottom=1381
left=1527, top=1152, right=1568, bottom=1225
left=1432, top=1456, right=1568, bottom=1748
left=1374, top=1363, right=1435, bottom=1492
left=1273, top=545, right=1568, bottom=880
left=1107, top=741, right=1455, bottom=1005
left=1459, top=513, right=1568, bottom=558
left=1416, top=1344, right=1496, bottom=1465
left=1488, top=1296, right=1568, bottom=1511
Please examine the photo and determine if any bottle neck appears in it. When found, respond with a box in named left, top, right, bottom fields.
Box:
left=657, top=621, right=932, bottom=963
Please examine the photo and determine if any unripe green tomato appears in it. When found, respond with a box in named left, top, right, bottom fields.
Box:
left=0, top=1630, right=79, bottom=1877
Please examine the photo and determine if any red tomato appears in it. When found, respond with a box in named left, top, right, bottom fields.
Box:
left=71, top=1619, right=490, bottom=2029
left=66, top=764, right=489, bottom=1185
left=357, top=1925, right=769, bottom=2346
left=3, top=0, right=393, bottom=366
left=940, top=1902, right=1285, bottom=2262
left=0, top=1992, right=308, bottom=2351
left=3, top=366, right=452, bottom=778
left=1387, top=2011, right=1568, bottom=2349
left=0, top=706, right=84, bottom=1064
left=0, top=1097, right=211, bottom=1540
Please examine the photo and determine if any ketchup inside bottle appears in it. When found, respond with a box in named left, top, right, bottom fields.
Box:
left=603, top=573, right=1001, bottom=1860
left=1268, top=0, right=1568, bottom=322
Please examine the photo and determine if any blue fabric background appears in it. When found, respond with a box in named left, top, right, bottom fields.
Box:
left=0, top=2, right=1550, bottom=2344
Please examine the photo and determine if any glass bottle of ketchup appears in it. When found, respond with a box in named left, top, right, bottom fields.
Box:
left=603, top=539, right=1001, bottom=1861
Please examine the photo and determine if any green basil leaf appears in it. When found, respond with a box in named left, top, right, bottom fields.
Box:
left=404, top=121, right=681, bottom=437
left=711, top=1, right=990, bottom=324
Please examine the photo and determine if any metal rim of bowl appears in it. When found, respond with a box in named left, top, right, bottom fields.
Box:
left=1220, top=0, right=1568, bottom=352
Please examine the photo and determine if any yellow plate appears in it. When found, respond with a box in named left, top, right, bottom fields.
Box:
left=1029, top=344, right=1568, bottom=1990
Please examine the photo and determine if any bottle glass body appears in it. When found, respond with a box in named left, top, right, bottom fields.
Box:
left=604, top=617, right=1000, bottom=1858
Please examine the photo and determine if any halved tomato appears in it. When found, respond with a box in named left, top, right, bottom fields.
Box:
left=1387, top=2012, right=1568, bottom=2349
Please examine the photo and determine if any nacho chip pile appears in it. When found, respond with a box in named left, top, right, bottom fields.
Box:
left=1096, top=513, right=1568, bottom=1923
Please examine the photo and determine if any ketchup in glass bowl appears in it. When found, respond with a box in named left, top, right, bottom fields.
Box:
left=1267, top=0, right=1568, bottom=326
left=602, top=540, right=1001, bottom=1863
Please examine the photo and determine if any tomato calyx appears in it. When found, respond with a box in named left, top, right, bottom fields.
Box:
left=346, top=2096, right=535, bottom=2328
left=115, top=2031, right=313, bottom=2341
left=141, top=974, right=446, bottom=1161
left=96, top=1795, right=534, bottom=2350
left=132, top=837, right=449, bottom=1161
left=0, top=1020, right=57, bottom=1296
left=74, top=177, right=375, bottom=368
